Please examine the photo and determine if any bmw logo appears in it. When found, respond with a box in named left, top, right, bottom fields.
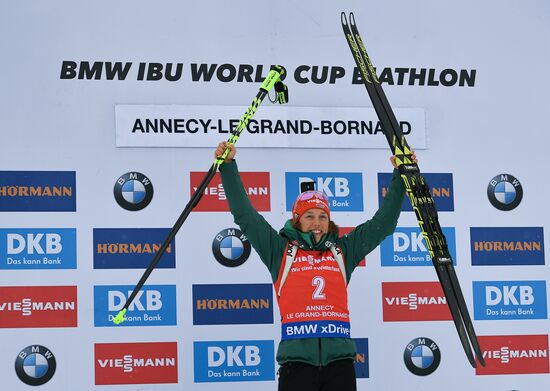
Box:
left=15, top=345, right=56, bottom=386
left=212, top=228, right=251, bottom=267
left=487, top=173, right=523, bottom=211
left=403, top=337, right=441, bottom=376
left=114, top=172, right=154, bottom=211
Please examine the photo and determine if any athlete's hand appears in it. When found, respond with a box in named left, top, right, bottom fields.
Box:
left=215, top=141, right=236, bottom=163
left=390, top=150, right=417, bottom=168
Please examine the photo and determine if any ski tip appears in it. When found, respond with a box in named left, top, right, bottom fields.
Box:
left=112, top=309, right=127, bottom=325
left=349, top=12, right=356, bottom=26
left=341, top=12, right=347, bottom=25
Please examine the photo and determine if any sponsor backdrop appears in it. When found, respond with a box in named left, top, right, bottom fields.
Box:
left=1, top=0, right=548, bottom=390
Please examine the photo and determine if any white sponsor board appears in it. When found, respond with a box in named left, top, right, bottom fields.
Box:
left=116, top=105, right=426, bottom=149
left=1, top=0, right=549, bottom=390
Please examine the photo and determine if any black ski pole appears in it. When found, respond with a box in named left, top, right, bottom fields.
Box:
left=113, top=66, right=288, bottom=324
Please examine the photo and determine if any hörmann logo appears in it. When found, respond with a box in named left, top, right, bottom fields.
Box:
left=95, top=342, right=178, bottom=385
left=476, top=335, right=549, bottom=375
left=93, top=228, right=175, bottom=269
left=0, top=228, right=77, bottom=269
left=470, top=227, right=544, bottom=266
left=382, top=282, right=451, bottom=321
left=380, top=227, right=456, bottom=267
left=473, top=281, right=547, bottom=320
left=191, top=172, right=270, bottom=211
left=194, top=340, right=275, bottom=383
left=193, top=284, right=273, bottom=325
left=0, top=286, right=77, bottom=328
left=94, top=285, right=177, bottom=327
left=285, top=172, right=363, bottom=212
left=378, top=172, right=454, bottom=211
left=0, top=171, right=76, bottom=212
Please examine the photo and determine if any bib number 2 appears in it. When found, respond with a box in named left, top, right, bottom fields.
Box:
left=312, top=276, right=326, bottom=300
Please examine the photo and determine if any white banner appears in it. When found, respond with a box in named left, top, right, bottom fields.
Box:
left=2, top=0, right=549, bottom=390
left=115, top=105, right=427, bottom=149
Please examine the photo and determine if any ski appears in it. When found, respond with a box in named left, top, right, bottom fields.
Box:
left=112, top=66, right=288, bottom=325
left=341, top=12, right=485, bottom=368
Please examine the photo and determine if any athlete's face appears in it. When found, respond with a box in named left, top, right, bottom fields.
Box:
left=298, top=208, right=329, bottom=243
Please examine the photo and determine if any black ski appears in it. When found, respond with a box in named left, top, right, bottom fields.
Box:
left=341, top=12, right=485, bottom=368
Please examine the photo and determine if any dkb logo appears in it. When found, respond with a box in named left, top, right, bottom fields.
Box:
left=0, top=228, right=76, bottom=269
left=194, top=340, right=275, bottom=382
left=473, top=281, right=547, bottom=320
left=380, top=227, right=456, bottom=267
left=94, top=285, right=177, bottom=327
left=285, top=172, right=363, bottom=212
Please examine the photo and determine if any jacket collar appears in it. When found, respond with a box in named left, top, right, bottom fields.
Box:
left=280, top=219, right=337, bottom=251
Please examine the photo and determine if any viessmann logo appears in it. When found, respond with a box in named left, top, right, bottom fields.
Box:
left=285, top=172, right=363, bottom=212
left=95, top=342, right=178, bottom=385
left=473, top=281, right=547, bottom=320
left=0, top=171, right=76, bottom=212
left=380, top=227, right=456, bottom=267
left=382, top=282, right=451, bottom=321
left=0, top=228, right=77, bottom=269
left=470, top=227, right=544, bottom=266
left=378, top=172, right=454, bottom=211
left=94, top=285, right=177, bottom=327
left=0, top=286, right=77, bottom=328
left=93, top=228, right=175, bottom=269
left=193, top=283, right=273, bottom=325
left=191, top=172, right=270, bottom=211
left=476, top=335, right=549, bottom=375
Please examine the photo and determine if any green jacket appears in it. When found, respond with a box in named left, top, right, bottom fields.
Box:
left=219, top=160, right=405, bottom=366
